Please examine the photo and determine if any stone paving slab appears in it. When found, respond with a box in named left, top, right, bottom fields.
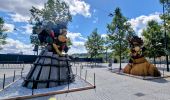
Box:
left=28, top=63, right=170, bottom=100
left=1, top=63, right=170, bottom=100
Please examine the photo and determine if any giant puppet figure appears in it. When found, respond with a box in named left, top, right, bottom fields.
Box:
left=123, top=36, right=161, bottom=77
left=22, top=23, right=75, bottom=89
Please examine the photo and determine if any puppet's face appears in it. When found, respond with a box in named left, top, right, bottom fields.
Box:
left=132, top=42, right=141, bottom=52
left=58, top=35, right=67, bottom=43
left=134, top=46, right=140, bottom=52
left=129, top=36, right=144, bottom=57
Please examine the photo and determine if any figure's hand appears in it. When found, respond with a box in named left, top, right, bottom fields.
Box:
left=58, top=52, right=65, bottom=57
left=53, top=43, right=63, bottom=56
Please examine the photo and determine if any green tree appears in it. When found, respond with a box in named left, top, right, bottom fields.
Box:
left=30, top=0, right=72, bottom=46
left=85, top=28, right=104, bottom=59
left=142, top=20, right=165, bottom=64
left=107, top=7, right=135, bottom=70
left=103, top=35, right=110, bottom=62
left=160, top=1, right=170, bottom=35
left=160, top=0, right=170, bottom=13
left=160, top=0, right=170, bottom=71
left=0, top=17, right=7, bottom=49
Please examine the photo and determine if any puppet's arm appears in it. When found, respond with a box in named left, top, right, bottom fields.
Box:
left=52, top=43, right=64, bottom=56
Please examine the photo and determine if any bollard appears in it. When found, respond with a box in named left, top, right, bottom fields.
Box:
left=163, top=68, right=164, bottom=77
left=3, top=74, right=5, bottom=89
left=21, top=70, right=22, bottom=78
left=81, top=63, right=83, bottom=69
left=85, top=70, right=87, bottom=81
left=66, top=60, right=70, bottom=92
left=76, top=66, right=77, bottom=75
left=21, top=68, right=23, bottom=78
left=94, top=73, right=96, bottom=88
left=13, top=70, right=16, bottom=82
left=67, top=80, right=70, bottom=92
left=67, top=72, right=70, bottom=92
left=80, top=67, right=82, bottom=78
left=32, top=78, right=34, bottom=95
left=22, top=63, right=24, bottom=69
left=143, top=70, right=145, bottom=80
left=163, top=64, right=165, bottom=77
left=82, top=64, right=83, bottom=69
left=159, top=58, right=161, bottom=68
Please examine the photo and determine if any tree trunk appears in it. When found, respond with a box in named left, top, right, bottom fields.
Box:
left=119, top=39, right=122, bottom=71
left=95, top=55, right=97, bottom=67
left=106, top=49, right=108, bottom=63
left=166, top=55, right=169, bottom=71
left=153, top=56, right=156, bottom=66
left=37, top=49, right=38, bottom=55
left=159, top=57, right=161, bottom=68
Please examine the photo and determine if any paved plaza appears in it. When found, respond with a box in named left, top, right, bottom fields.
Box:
left=1, top=63, right=170, bottom=100
left=22, top=63, right=170, bottom=100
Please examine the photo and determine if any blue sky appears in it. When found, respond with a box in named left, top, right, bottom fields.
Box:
left=0, top=0, right=164, bottom=54
left=68, top=0, right=162, bottom=35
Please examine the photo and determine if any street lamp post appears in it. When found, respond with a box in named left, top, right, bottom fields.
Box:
left=163, top=0, right=170, bottom=71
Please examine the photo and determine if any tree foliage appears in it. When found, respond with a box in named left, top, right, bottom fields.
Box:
left=159, top=0, right=170, bottom=55
left=29, top=0, right=72, bottom=46
left=107, top=7, right=135, bottom=63
left=160, top=0, right=170, bottom=13
left=142, top=20, right=165, bottom=58
left=160, top=0, right=170, bottom=33
left=0, top=17, right=7, bottom=49
left=85, top=28, right=104, bottom=58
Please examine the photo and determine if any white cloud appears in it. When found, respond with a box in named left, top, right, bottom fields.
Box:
left=0, top=0, right=45, bottom=28
left=3, top=23, right=15, bottom=33
left=61, top=0, right=91, bottom=17
left=0, top=0, right=91, bottom=18
left=9, top=13, right=30, bottom=22
left=21, top=24, right=33, bottom=35
left=101, top=34, right=108, bottom=38
left=0, top=32, right=87, bottom=55
left=0, top=0, right=46, bottom=16
left=67, top=32, right=87, bottom=41
left=128, top=12, right=162, bottom=36
left=0, top=38, right=34, bottom=55
left=67, top=32, right=87, bottom=54
left=68, top=41, right=87, bottom=54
